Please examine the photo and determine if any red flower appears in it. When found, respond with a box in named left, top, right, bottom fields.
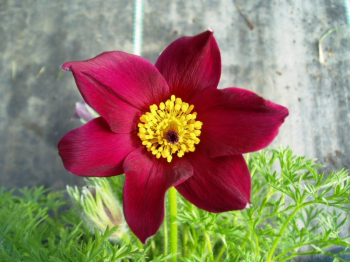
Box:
left=58, top=30, right=288, bottom=243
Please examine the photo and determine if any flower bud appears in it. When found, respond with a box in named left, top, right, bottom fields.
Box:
left=67, top=178, right=126, bottom=241
left=73, top=101, right=99, bottom=123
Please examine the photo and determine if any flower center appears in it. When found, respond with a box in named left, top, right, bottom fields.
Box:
left=166, top=130, right=179, bottom=144
left=138, top=95, right=203, bottom=163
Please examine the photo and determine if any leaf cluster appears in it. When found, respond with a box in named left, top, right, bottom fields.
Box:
left=0, top=187, right=146, bottom=261
left=1, top=147, right=349, bottom=261
left=174, top=147, right=350, bottom=261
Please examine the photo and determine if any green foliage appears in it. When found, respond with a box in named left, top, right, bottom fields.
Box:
left=1, top=147, right=349, bottom=261
left=175, top=147, right=350, bottom=262
left=0, top=187, right=146, bottom=261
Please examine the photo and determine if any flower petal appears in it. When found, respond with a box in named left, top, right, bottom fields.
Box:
left=191, top=88, right=289, bottom=158
left=123, top=148, right=193, bottom=243
left=176, top=152, right=251, bottom=212
left=62, top=51, right=170, bottom=133
left=155, top=30, right=221, bottom=101
left=58, top=117, right=141, bottom=177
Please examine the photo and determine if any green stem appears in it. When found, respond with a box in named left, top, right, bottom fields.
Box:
left=151, top=239, right=156, bottom=258
left=214, top=244, right=226, bottom=262
left=265, top=206, right=301, bottom=262
left=240, top=230, right=251, bottom=250
left=169, top=187, right=178, bottom=262
left=204, top=233, right=214, bottom=262
left=163, top=207, right=168, bottom=259
left=201, top=226, right=214, bottom=262
left=190, top=222, right=198, bottom=255
left=253, top=230, right=260, bottom=257
left=279, top=250, right=326, bottom=262
left=183, top=225, right=188, bottom=257
left=188, top=203, right=199, bottom=256
left=274, top=240, right=338, bottom=261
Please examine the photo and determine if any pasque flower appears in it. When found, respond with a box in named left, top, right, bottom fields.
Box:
left=58, top=30, right=288, bottom=243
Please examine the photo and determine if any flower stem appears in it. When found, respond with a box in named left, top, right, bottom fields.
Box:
left=151, top=239, right=156, bottom=258
left=214, top=244, right=226, bottom=262
left=203, top=230, right=214, bottom=262
left=183, top=225, right=188, bottom=257
left=265, top=206, right=301, bottom=262
left=163, top=207, right=168, bottom=259
left=168, top=187, right=178, bottom=261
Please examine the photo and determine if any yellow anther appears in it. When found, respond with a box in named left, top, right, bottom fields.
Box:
left=186, top=114, right=192, bottom=121
left=187, top=105, right=194, bottom=113
left=194, top=121, right=202, bottom=128
left=137, top=95, right=202, bottom=162
left=177, top=151, right=184, bottom=157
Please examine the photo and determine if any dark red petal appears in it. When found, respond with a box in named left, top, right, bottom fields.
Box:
left=191, top=88, right=289, bottom=158
left=176, top=152, right=251, bottom=212
left=155, top=30, right=221, bottom=101
left=58, top=117, right=141, bottom=177
left=123, top=148, right=193, bottom=243
left=62, top=51, right=170, bottom=133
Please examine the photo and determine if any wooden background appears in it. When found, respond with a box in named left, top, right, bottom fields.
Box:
left=1, top=0, right=349, bottom=217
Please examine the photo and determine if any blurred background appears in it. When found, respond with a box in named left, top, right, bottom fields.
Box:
left=0, top=0, right=349, bottom=190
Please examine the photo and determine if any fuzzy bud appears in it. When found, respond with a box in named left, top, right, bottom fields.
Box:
left=67, top=178, right=126, bottom=241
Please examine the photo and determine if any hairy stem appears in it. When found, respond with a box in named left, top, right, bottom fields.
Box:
left=163, top=207, right=168, bottom=259
left=169, top=187, right=178, bottom=262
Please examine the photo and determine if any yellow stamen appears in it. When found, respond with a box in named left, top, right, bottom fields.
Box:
left=137, top=96, right=202, bottom=163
